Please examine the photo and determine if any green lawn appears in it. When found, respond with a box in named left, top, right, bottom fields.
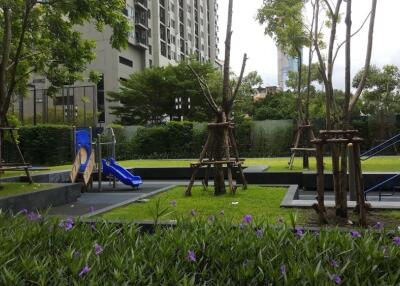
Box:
left=0, top=183, right=58, bottom=197
left=1, top=156, right=399, bottom=179
left=102, top=185, right=312, bottom=224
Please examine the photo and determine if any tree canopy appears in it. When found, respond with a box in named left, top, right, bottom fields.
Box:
left=108, top=60, right=222, bottom=125
left=0, top=0, right=130, bottom=124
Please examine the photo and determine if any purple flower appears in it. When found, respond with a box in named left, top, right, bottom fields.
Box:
left=190, top=209, right=197, bottom=217
left=350, top=230, right=361, bottom=238
left=94, top=243, right=104, bottom=255
left=170, top=200, right=177, bottom=207
left=242, top=214, right=253, bottom=224
left=59, top=217, right=74, bottom=231
left=79, top=265, right=91, bottom=277
left=393, top=236, right=400, bottom=246
left=331, top=260, right=339, bottom=268
left=280, top=264, right=286, bottom=275
left=73, top=250, right=81, bottom=258
left=295, top=227, right=305, bottom=238
left=27, top=212, right=41, bottom=221
left=20, top=208, right=28, bottom=214
left=256, top=229, right=264, bottom=238
left=374, top=222, right=383, bottom=230
left=187, top=250, right=196, bottom=262
left=330, top=274, right=342, bottom=284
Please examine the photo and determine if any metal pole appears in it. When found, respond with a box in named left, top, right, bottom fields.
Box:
left=33, top=87, right=37, bottom=125
left=92, top=85, right=97, bottom=127
left=111, top=128, right=116, bottom=188
left=72, top=126, right=77, bottom=161
left=97, top=133, right=102, bottom=192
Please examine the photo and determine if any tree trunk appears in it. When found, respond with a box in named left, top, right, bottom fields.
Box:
left=213, top=113, right=227, bottom=196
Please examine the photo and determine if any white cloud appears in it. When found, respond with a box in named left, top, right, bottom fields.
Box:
left=217, top=0, right=400, bottom=89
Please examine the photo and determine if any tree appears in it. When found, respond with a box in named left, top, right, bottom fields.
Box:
left=258, top=0, right=314, bottom=169
left=257, top=0, right=308, bottom=121
left=233, top=71, right=263, bottom=118
left=253, top=91, right=296, bottom=120
left=186, top=0, right=248, bottom=196
left=354, top=65, right=400, bottom=139
left=0, top=0, right=130, bottom=127
left=312, top=0, right=378, bottom=220
left=108, top=60, right=222, bottom=125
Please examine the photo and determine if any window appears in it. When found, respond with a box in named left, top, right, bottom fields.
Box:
left=120, top=77, right=128, bottom=82
left=119, top=56, right=133, bottom=67
left=149, top=59, right=153, bottom=67
left=188, top=6, right=192, bottom=13
left=149, top=45, right=152, bottom=55
left=161, top=41, right=167, bottom=56
left=148, top=28, right=152, bottom=38
left=188, top=33, right=192, bottom=41
left=148, top=10, right=151, bottom=19
left=171, top=19, right=176, bottom=29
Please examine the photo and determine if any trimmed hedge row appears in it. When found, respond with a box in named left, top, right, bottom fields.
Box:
left=2, top=117, right=395, bottom=165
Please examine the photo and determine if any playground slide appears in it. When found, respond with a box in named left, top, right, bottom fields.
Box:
left=102, top=158, right=142, bottom=188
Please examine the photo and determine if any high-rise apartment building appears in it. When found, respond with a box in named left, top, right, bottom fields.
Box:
left=18, top=0, right=220, bottom=125
left=277, top=47, right=299, bottom=91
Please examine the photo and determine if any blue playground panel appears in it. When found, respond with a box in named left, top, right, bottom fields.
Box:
left=75, top=128, right=92, bottom=173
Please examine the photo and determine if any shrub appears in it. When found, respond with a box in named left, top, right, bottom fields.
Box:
left=1, top=213, right=400, bottom=285
left=4, top=125, right=72, bottom=165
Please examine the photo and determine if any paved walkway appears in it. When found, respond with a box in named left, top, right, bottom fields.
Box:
left=48, top=182, right=174, bottom=217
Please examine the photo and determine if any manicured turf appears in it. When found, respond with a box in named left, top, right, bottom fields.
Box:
left=0, top=183, right=58, bottom=197
left=1, top=156, right=399, bottom=178
left=102, top=185, right=312, bottom=223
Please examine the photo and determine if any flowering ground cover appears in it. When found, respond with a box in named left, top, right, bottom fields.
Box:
left=0, top=183, right=58, bottom=197
left=102, top=186, right=312, bottom=223
left=1, top=212, right=400, bottom=285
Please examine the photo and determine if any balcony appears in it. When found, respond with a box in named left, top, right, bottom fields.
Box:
left=135, top=0, right=148, bottom=10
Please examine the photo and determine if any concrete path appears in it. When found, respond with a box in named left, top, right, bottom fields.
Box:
left=48, top=182, right=174, bottom=217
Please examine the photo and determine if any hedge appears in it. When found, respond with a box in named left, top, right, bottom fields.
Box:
left=2, top=117, right=397, bottom=165
left=4, top=125, right=73, bottom=166
left=1, top=213, right=400, bottom=285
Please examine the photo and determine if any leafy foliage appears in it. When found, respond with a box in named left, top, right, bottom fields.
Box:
left=1, top=212, right=400, bottom=284
left=108, top=60, right=222, bottom=125
left=0, top=0, right=130, bottom=122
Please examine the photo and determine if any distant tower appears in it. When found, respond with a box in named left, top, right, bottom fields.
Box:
left=277, top=47, right=299, bottom=90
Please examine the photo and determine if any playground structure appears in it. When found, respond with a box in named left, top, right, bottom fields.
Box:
left=70, top=127, right=142, bottom=191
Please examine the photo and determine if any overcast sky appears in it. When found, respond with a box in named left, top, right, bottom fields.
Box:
left=217, top=0, right=400, bottom=89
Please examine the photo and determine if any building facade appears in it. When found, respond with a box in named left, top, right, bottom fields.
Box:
left=277, top=47, right=299, bottom=91
left=16, top=0, right=220, bottom=125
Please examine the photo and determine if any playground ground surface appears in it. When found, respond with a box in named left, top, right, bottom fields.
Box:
left=1, top=156, right=400, bottom=178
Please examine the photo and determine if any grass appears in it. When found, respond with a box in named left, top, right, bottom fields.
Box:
left=1, top=156, right=399, bottom=178
left=102, top=185, right=312, bottom=223
left=0, top=183, right=58, bottom=197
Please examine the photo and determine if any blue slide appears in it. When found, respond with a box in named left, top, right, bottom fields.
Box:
left=102, top=158, right=143, bottom=188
